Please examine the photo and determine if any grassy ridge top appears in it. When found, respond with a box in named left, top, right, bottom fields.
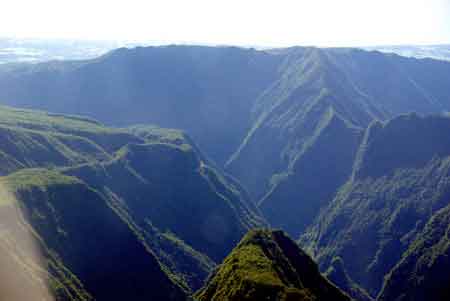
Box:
left=0, top=105, right=109, bottom=133
left=2, top=168, right=81, bottom=192
left=0, top=105, right=198, bottom=176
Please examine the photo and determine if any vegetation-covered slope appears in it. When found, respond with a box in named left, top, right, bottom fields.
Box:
left=0, top=105, right=266, bottom=298
left=258, top=107, right=363, bottom=236
left=0, top=182, right=91, bottom=301
left=325, top=257, right=373, bottom=301
left=225, top=48, right=450, bottom=243
left=3, top=169, right=188, bottom=300
left=195, top=229, right=350, bottom=301
left=63, top=140, right=265, bottom=262
left=301, top=113, right=450, bottom=298
left=378, top=203, right=450, bottom=301
left=228, top=47, right=450, bottom=196
left=0, top=105, right=147, bottom=175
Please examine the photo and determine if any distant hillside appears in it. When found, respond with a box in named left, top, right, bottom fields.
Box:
left=0, top=38, right=122, bottom=64
left=227, top=47, right=450, bottom=238
left=195, top=229, right=350, bottom=301
left=1, top=45, right=450, bottom=170
left=365, top=45, right=450, bottom=62
left=257, top=108, right=363, bottom=236
left=0, top=46, right=282, bottom=164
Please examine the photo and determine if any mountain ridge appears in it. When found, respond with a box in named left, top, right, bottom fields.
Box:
left=195, top=229, right=350, bottom=301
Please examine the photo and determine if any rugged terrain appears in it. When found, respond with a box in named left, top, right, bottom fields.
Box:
left=0, top=105, right=265, bottom=300
left=1, top=45, right=450, bottom=300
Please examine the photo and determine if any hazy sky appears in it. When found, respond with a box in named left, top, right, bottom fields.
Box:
left=1, top=0, right=449, bottom=47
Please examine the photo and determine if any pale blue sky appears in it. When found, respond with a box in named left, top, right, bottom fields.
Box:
left=1, top=0, right=449, bottom=46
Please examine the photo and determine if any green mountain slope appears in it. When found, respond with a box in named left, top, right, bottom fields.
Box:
left=258, top=107, right=363, bottom=236
left=0, top=105, right=146, bottom=175
left=225, top=48, right=450, bottom=241
left=63, top=140, right=265, bottom=262
left=3, top=169, right=188, bottom=300
left=0, top=184, right=91, bottom=301
left=194, top=229, right=350, bottom=301
left=378, top=203, right=450, bottom=301
left=228, top=47, right=450, bottom=196
left=0, top=105, right=266, bottom=298
left=300, top=113, right=450, bottom=298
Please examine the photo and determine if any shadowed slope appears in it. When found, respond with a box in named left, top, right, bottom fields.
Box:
left=378, top=203, right=450, bottom=301
left=4, top=169, right=188, bottom=300
left=301, top=114, right=450, bottom=297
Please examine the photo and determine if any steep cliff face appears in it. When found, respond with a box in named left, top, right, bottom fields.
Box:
left=63, top=141, right=266, bottom=262
left=259, top=108, right=363, bottom=236
left=4, top=169, right=188, bottom=300
left=378, top=203, right=450, bottom=301
left=301, top=114, right=450, bottom=298
left=0, top=182, right=90, bottom=301
left=227, top=48, right=450, bottom=199
left=225, top=49, right=450, bottom=245
left=325, top=257, right=373, bottom=301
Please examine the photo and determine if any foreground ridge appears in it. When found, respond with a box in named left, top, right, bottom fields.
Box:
left=195, top=229, right=350, bottom=301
